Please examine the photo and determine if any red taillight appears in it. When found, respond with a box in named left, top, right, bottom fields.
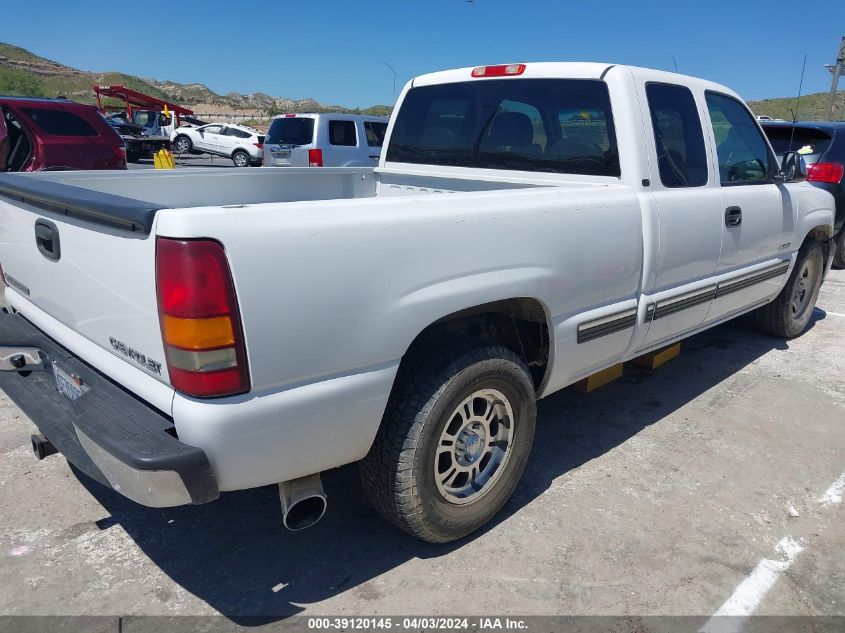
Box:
left=308, top=148, right=324, bottom=167
left=284, top=114, right=296, bottom=118
left=113, top=145, right=127, bottom=159
left=254, top=143, right=263, bottom=149
left=807, top=162, right=844, bottom=184
left=156, top=238, right=249, bottom=398
left=471, top=64, right=526, bottom=78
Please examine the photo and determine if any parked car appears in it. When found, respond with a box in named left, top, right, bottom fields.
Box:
left=0, top=96, right=127, bottom=171
left=104, top=115, right=171, bottom=163
left=263, top=113, right=388, bottom=167
left=762, top=121, right=845, bottom=267
left=171, top=123, right=264, bottom=167
left=0, top=63, right=835, bottom=544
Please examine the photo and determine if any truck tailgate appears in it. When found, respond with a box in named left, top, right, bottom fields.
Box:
left=0, top=174, right=170, bottom=390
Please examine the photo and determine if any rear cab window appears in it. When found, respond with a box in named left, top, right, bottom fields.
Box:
left=329, top=120, right=357, bottom=146
left=21, top=108, right=99, bottom=137
left=386, top=78, right=620, bottom=177
left=266, top=117, right=315, bottom=146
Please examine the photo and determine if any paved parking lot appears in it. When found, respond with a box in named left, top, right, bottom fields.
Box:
left=0, top=271, right=843, bottom=625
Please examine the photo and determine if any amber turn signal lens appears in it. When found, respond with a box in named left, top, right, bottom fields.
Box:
left=161, top=315, right=235, bottom=350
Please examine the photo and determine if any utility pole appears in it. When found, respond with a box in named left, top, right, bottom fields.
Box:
left=825, top=36, right=845, bottom=120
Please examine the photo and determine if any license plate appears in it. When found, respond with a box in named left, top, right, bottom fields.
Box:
left=52, top=362, right=90, bottom=402
left=271, top=148, right=291, bottom=165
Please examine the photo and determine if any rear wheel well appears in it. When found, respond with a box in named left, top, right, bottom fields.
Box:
left=400, top=298, right=551, bottom=393
left=804, top=225, right=832, bottom=260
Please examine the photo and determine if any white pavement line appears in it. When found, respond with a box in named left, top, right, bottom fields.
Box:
left=700, top=470, right=845, bottom=633
left=819, top=471, right=845, bottom=507
left=699, top=536, right=806, bottom=633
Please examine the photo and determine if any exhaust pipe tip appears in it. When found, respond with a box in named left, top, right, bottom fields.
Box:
left=31, top=433, right=57, bottom=460
left=282, top=495, right=327, bottom=531
left=279, top=473, right=327, bottom=531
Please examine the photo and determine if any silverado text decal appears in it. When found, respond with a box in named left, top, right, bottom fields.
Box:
left=109, top=337, right=163, bottom=375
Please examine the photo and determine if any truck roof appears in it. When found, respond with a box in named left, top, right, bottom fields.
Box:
left=410, top=62, right=740, bottom=101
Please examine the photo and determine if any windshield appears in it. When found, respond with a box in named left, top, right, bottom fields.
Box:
left=386, top=78, right=620, bottom=177
left=266, top=117, right=315, bottom=146
left=762, top=126, right=833, bottom=165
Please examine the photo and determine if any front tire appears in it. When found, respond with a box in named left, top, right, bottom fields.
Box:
left=173, top=136, right=192, bottom=154
left=360, top=340, right=536, bottom=543
left=753, top=241, right=824, bottom=338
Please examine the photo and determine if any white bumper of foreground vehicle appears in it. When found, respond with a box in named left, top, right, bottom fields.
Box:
left=172, top=363, right=398, bottom=492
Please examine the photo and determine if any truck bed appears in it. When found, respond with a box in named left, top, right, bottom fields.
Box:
left=0, top=168, right=557, bottom=232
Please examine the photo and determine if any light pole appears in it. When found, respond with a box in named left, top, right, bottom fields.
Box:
left=382, top=62, right=397, bottom=100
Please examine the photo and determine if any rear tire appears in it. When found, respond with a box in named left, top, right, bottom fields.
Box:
left=359, top=339, right=536, bottom=543
left=753, top=241, right=824, bottom=338
left=232, top=150, right=250, bottom=167
left=833, top=228, right=845, bottom=269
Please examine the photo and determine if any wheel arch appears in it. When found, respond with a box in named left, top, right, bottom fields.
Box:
left=801, top=223, right=834, bottom=264
left=396, top=297, right=554, bottom=395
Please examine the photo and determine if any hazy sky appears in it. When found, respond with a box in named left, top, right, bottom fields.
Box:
left=3, top=0, right=844, bottom=107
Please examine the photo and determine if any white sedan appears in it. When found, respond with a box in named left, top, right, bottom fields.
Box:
left=171, top=123, right=265, bottom=167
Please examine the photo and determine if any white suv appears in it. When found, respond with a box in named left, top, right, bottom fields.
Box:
left=262, top=114, right=388, bottom=167
left=171, top=123, right=265, bottom=167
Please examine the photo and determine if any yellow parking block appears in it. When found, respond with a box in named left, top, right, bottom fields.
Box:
left=574, top=363, right=623, bottom=393
left=632, top=342, right=681, bottom=370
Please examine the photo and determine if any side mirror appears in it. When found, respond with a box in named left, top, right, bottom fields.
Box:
left=778, top=151, right=808, bottom=183
left=158, top=113, right=172, bottom=127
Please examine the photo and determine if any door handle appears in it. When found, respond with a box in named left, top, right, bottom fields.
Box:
left=34, top=219, right=61, bottom=261
left=725, top=206, right=742, bottom=227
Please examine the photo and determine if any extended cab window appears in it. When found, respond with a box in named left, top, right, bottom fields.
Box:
left=645, top=83, right=708, bottom=187
left=365, top=121, right=388, bottom=147
left=21, top=108, right=98, bottom=137
left=706, top=92, right=771, bottom=184
left=387, top=79, right=620, bottom=177
left=329, top=120, right=357, bottom=146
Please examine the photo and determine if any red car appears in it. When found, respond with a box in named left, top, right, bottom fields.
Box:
left=1, top=96, right=127, bottom=171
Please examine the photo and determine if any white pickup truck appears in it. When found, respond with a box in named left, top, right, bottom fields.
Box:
left=0, top=62, right=836, bottom=543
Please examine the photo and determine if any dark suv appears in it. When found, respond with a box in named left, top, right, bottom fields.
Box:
left=762, top=121, right=845, bottom=267
left=1, top=96, right=127, bottom=172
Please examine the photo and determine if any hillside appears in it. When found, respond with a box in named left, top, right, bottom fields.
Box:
left=0, top=42, right=391, bottom=116
left=747, top=91, right=845, bottom=121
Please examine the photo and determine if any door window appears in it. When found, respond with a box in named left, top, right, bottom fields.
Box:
left=329, top=120, right=357, bottom=146
left=706, top=92, right=771, bottom=185
left=223, top=127, right=252, bottom=139
left=364, top=121, right=388, bottom=147
left=21, top=108, right=98, bottom=136
left=645, top=83, right=708, bottom=187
